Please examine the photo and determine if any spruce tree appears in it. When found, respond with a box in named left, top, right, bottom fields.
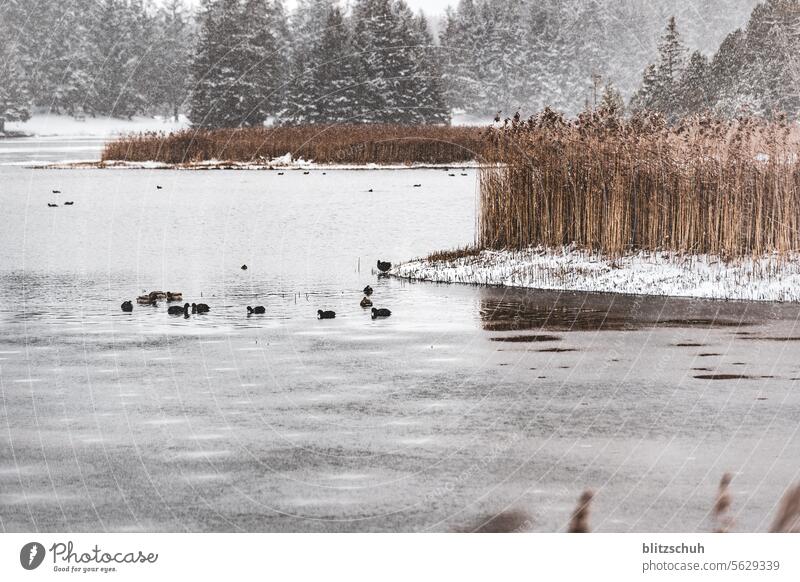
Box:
left=0, top=43, right=31, bottom=134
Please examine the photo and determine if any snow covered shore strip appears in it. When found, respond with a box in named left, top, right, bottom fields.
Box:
left=391, top=246, right=800, bottom=302
left=27, top=157, right=483, bottom=171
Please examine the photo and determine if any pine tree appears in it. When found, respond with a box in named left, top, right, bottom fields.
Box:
left=85, top=0, right=148, bottom=118
left=306, top=5, right=364, bottom=123
left=677, top=51, right=710, bottom=117
left=189, top=0, right=251, bottom=128
left=147, top=0, right=195, bottom=120
left=284, top=0, right=336, bottom=123
left=239, top=0, right=282, bottom=126
left=0, top=43, right=31, bottom=134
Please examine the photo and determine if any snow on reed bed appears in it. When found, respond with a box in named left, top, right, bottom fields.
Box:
left=392, top=246, right=800, bottom=302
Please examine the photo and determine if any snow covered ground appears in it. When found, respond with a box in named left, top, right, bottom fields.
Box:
left=393, top=246, right=800, bottom=302
left=26, top=156, right=483, bottom=171
left=5, top=114, right=189, bottom=138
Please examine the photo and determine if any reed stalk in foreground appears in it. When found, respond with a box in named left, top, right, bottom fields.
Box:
left=480, top=109, right=800, bottom=258
left=568, top=489, right=594, bottom=533
left=712, top=473, right=734, bottom=533
left=770, top=484, right=800, bottom=532
left=102, top=124, right=489, bottom=166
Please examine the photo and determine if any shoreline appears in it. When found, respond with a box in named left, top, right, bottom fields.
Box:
left=391, top=246, right=800, bottom=303
left=19, top=159, right=484, bottom=171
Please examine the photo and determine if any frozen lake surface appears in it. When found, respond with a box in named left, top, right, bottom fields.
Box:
left=1, top=139, right=799, bottom=532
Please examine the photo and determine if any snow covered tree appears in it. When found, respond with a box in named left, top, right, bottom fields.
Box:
left=677, top=51, right=711, bottom=117
left=284, top=0, right=337, bottom=123
left=85, top=0, right=148, bottom=117
left=0, top=43, right=31, bottom=134
left=304, top=5, right=364, bottom=123
left=190, top=0, right=284, bottom=128
left=145, top=0, right=196, bottom=120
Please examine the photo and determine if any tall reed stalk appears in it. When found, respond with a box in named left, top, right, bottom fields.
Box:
left=479, top=110, right=800, bottom=258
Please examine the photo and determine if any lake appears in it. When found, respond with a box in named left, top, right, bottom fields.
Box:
left=1, top=138, right=799, bottom=532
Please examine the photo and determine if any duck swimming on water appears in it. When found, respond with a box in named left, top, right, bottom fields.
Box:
left=192, top=303, right=210, bottom=314
left=360, top=297, right=373, bottom=308
left=363, top=285, right=373, bottom=296
left=247, top=306, right=266, bottom=315
left=168, top=303, right=190, bottom=316
left=317, top=310, right=336, bottom=320
left=377, top=260, right=392, bottom=273
left=121, top=300, right=133, bottom=312
left=371, top=308, right=392, bottom=319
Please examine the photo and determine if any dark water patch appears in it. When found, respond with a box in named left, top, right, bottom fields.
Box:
left=739, top=336, right=800, bottom=342
left=694, top=374, right=756, bottom=380
left=692, top=367, right=712, bottom=371
left=537, top=348, right=576, bottom=353
left=699, top=353, right=722, bottom=357
left=490, top=335, right=561, bottom=343
left=732, top=362, right=747, bottom=366
left=675, top=343, right=705, bottom=347
left=656, top=319, right=749, bottom=328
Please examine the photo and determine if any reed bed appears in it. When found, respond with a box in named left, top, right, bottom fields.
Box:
left=480, top=110, right=800, bottom=258
left=102, top=125, right=489, bottom=166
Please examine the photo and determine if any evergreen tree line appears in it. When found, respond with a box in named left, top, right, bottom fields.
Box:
left=1, top=0, right=194, bottom=128
left=191, top=0, right=448, bottom=127
left=4, top=0, right=800, bottom=132
left=632, top=0, right=800, bottom=121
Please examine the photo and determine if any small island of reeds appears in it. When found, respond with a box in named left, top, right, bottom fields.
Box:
left=395, top=109, right=800, bottom=302
left=98, top=124, right=489, bottom=169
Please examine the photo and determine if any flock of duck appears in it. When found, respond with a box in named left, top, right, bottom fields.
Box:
left=119, top=260, right=394, bottom=321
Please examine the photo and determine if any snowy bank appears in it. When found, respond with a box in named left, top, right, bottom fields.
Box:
left=5, top=114, right=189, bottom=138
left=392, top=247, right=800, bottom=302
left=28, top=157, right=483, bottom=171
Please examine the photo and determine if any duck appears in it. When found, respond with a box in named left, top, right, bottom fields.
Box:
left=363, top=285, right=374, bottom=296
left=121, top=300, right=133, bottom=312
left=461, top=173, right=468, bottom=176
left=247, top=306, right=266, bottom=315
left=192, top=303, right=210, bottom=314
left=156, top=185, right=163, bottom=190
left=52, top=190, right=61, bottom=194
left=47, top=203, right=58, bottom=207
left=241, top=264, right=248, bottom=271
left=303, top=171, right=310, bottom=175
left=377, top=260, right=392, bottom=273
left=413, top=184, right=422, bottom=188
left=278, top=172, right=285, bottom=175
left=166, top=291, right=183, bottom=302
left=371, top=307, right=392, bottom=319
left=64, top=201, right=74, bottom=206
left=360, top=297, right=373, bottom=308
left=317, top=310, right=336, bottom=320
left=448, top=173, right=456, bottom=177
left=368, top=189, right=374, bottom=193
left=168, top=303, right=190, bottom=316
left=136, top=295, right=154, bottom=305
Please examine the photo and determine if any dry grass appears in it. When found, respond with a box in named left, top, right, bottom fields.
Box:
left=480, top=109, right=800, bottom=258
left=425, top=245, right=481, bottom=262
left=102, top=125, right=489, bottom=166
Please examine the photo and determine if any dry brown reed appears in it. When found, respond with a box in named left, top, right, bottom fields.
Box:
left=770, top=483, right=800, bottom=532
left=568, top=489, right=593, bottom=533
left=480, top=109, right=800, bottom=258
left=712, top=473, right=734, bottom=533
left=102, top=125, right=488, bottom=166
